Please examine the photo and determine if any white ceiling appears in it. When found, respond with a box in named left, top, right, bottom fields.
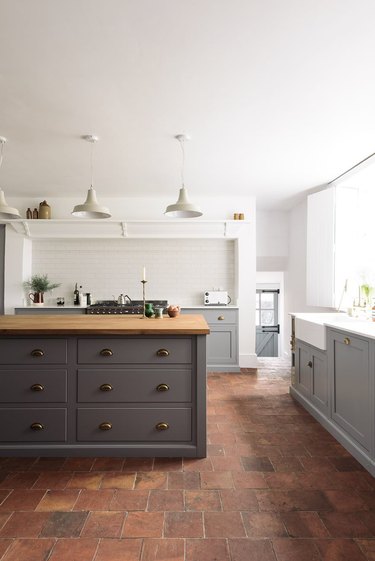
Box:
left=1, top=0, right=375, bottom=210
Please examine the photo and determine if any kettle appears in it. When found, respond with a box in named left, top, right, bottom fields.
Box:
left=118, top=294, right=132, bottom=305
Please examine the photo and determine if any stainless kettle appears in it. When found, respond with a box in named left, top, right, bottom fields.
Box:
left=118, top=294, right=131, bottom=305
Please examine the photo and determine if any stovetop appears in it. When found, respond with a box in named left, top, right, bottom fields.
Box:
left=86, top=300, right=168, bottom=315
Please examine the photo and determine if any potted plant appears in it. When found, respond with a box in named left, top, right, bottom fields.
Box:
left=23, top=274, right=61, bottom=305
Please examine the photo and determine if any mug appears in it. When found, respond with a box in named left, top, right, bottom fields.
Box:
left=29, top=292, right=44, bottom=305
left=154, top=307, right=164, bottom=319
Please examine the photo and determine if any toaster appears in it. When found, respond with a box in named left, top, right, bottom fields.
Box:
left=204, top=291, right=231, bottom=306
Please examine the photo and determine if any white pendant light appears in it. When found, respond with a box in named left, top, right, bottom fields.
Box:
left=164, top=134, right=202, bottom=218
left=72, top=135, right=111, bottom=219
left=0, top=137, right=21, bottom=220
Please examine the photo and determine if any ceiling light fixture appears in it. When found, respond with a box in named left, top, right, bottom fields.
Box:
left=0, top=137, right=21, bottom=220
left=164, top=134, right=202, bottom=218
left=72, top=135, right=111, bottom=219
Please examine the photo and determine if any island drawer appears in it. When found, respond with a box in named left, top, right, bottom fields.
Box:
left=77, top=369, right=192, bottom=403
left=0, top=408, right=67, bottom=441
left=77, top=407, right=192, bottom=442
left=77, top=338, right=192, bottom=364
left=0, top=370, right=67, bottom=403
left=0, top=339, right=67, bottom=365
left=200, top=309, right=238, bottom=324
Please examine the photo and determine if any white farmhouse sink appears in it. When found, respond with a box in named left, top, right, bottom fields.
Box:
left=295, top=313, right=356, bottom=350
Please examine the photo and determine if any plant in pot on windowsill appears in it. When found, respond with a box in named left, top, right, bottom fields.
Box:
left=23, top=274, right=61, bottom=306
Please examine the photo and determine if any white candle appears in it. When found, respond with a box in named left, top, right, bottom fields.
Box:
left=143, top=267, right=146, bottom=281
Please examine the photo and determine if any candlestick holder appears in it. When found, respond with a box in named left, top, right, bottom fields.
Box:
left=141, top=280, right=147, bottom=318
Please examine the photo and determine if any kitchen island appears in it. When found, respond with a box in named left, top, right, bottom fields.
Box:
left=0, top=314, right=209, bottom=458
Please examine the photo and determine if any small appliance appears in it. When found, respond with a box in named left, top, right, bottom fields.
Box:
left=204, top=291, right=231, bottom=306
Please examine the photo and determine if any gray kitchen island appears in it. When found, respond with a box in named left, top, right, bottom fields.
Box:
left=0, top=314, right=209, bottom=458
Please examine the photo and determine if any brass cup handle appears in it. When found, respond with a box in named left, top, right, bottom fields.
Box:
left=156, top=422, right=169, bottom=431
left=100, top=348, right=113, bottom=357
left=156, top=383, right=170, bottom=392
left=31, top=383, right=44, bottom=392
left=99, top=422, right=113, bottom=431
left=344, top=337, right=351, bottom=345
left=218, top=315, right=225, bottom=320
left=307, top=361, right=313, bottom=368
left=100, top=384, right=113, bottom=392
left=31, top=349, right=44, bottom=357
left=156, top=348, right=170, bottom=357
left=30, top=422, right=44, bottom=431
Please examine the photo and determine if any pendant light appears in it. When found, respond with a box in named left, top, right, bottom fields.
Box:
left=72, top=135, right=111, bottom=219
left=0, top=137, right=21, bottom=220
left=164, top=134, right=202, bottom=218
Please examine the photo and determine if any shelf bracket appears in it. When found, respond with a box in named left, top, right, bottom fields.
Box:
left=121, top=222, right=128, bottom=237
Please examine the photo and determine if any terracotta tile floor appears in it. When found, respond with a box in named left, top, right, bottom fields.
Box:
left=0, top=358, right=374, bottom=560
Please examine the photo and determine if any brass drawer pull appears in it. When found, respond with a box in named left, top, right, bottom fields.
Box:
left=100, top=383, right=113, bottom=392
left=344, top=337, right=351, bottom=345
left=156, top=383, right=170, bottom=392
left=31, top=349, right=44, bottom=357
left=307, top=361, right=313, bottom=368
left=100, top=348, right=113, bottom=357
left=30, top=422, right=44, bottom=431
left=156, top=422, right=169, bottom=431
left=31, top=383, right=44, bottom=392
left=99, top=422, right=113, bottom=431
left=218, top=315, right=225, bottom=321
left=156, top=348, right=170, bottom=357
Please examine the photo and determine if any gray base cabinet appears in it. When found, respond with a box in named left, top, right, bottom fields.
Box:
left=295, top=340, right=328, bottom=414
left=0, top=334, right=207, bottom=458
left=291, top=327, right=375, bottom=476
left=182, top=308, right=239, bottom=371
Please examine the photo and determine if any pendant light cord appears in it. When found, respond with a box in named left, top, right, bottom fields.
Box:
left=90, top=140, right=94, bottom=189
left=179, top=137, right=185, bottom=188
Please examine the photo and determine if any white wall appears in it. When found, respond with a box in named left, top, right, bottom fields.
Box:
left=32, top=238, right=235, bottom=306
left=256, top=210, right=288, bottom=271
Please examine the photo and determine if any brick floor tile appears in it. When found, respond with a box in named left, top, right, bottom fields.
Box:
left=0, top=512, right=11, bottom=531
left=48, top=538, right=99, bottom=561
left=271, top=538, right=321, bottom=560
left=36, top=490, right=79, bottom=511
left=185, top=490, right=221, bottom=511
left=242, top=512, right=287, bottom=537
left=100, top=472, right=136, bottom=489
left=94, top=538, right=142, bottom=561
left=168, top=472, right=200, bottom=490
left=61, top=458, right=95, bottom=472
left=122, top=458, right=154, bottom=472
left=210, top=457, right=243, bottom=471
left=0, top=512, right=49, bottom=537
left=281, top=511, right=330, bottom=538
left=329, top=457, right=365, bottom=472
left=232, top=472, right=267, bottom=489
left=73, top=489, right=115, bottom=511
left=40, top=511, right=88, bottom=537
left=148, top=490, right=184, bottom=511
left=269, top=457, right=303, bottom=472
left=256, top=490, right=331, bottom=512
left=228, top=538, right=276, bottom=561
left=0, top=472, right=40, bottom=490
left=324, top=489, right=369, bottom=512
left=141, top=538, right=184, bottom=561
left=204, top=512, right=246, bottom=538
left=0, top=539, right=12, bottom=558
left=81, top=511, right=125, bottom=538
left=164, top=511, right=203, bottom=538
left=319, top=512, right=372, bottom=538
left=207, top=445, right=225, bottom=456
left=91, top=458, right=125, bottom=472
left=32, top=472, right=72, bottom=490
left=264, top=473, right=301, bottom=489
left=241, top=456, right=275, bottom=472
left=110, top=489, right=149, bottom=511
left=123, top=512, right=164, bottom=538
left=200, top=471, right=233, bottom=490
left=0, top=490, right=45, bottom=511
left=135, top=472, right=167, bottom=490
left=183, top=458, right=213, bottom=472
left=153, top=458, right=183, bottom=472
left=2, top=538, right=55, bottom=561
left=220, top=489, right=258, bottom=511
left=357, top=539, right=375, bottom=560
left=30, top=458, right=66, bottom=471
left=316, top=538, right=368, bottom=560
left=67, top=472, right=103, bottom=490
left=186, top=538, right=230, bottom=561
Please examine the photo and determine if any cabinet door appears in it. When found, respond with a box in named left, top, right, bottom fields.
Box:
left=207, top=325, right=237, bottom=365
left=310, top=349, right=328, bottom=414
left=331, top=331, right=371, bottom=451
left=295, top=342, right=311, bottom=398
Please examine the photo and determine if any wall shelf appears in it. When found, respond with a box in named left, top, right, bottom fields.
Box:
left=3, top=219, right=248, bottom=239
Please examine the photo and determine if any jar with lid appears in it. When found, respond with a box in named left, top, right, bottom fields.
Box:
left=39, top=200, right=51, bottom=219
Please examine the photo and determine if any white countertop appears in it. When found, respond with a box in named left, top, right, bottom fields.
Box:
left=324, top=320, right=375, bottom=340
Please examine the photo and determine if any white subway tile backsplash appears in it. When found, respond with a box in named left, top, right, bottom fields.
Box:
left=32, top=239, right=235, bottom=306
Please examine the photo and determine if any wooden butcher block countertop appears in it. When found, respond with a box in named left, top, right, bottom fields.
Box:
left=0, top=314, right=210, bottom=335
